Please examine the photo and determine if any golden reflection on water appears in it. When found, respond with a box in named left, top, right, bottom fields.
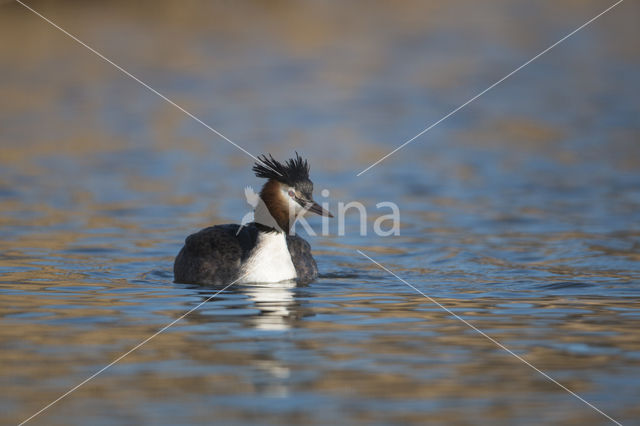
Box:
left=2, top=273, right=640, bottom=424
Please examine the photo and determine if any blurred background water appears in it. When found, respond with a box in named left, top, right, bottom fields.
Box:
left=1, top=0, right=639, bottom=424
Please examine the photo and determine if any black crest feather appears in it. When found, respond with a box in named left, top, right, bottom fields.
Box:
left=253, top=153, right=310, bottom=186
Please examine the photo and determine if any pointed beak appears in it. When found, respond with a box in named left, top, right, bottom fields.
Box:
left=305, top=200, right=333, bottom=217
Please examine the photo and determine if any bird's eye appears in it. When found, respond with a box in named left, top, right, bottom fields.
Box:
left=288, top=190, right=295, bottom=198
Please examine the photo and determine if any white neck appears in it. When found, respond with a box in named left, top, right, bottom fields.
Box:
left=239, top=231, right=297, bottom=283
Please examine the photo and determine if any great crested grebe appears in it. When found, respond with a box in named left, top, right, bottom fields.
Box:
left=174, top=153, right=332, bottom=285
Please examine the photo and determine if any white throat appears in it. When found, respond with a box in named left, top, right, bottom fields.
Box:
left=239, top=231, right=297, bottom=283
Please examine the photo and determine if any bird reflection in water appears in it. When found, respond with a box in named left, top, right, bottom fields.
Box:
left=184, top=279, right=305, bottom=332
left=242, top=281, right=297, bottom=331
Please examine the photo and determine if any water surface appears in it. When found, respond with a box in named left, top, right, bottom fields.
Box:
left=1, top=1, right=639, bottom=424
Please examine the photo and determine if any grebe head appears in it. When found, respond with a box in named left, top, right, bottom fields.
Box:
left=253, top=153, right=333, bottom=232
